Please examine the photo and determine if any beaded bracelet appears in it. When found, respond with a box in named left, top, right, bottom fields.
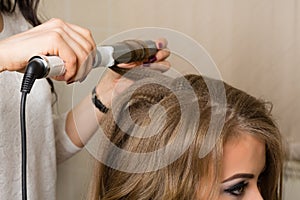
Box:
left=91, top=87, right=109, bottom=113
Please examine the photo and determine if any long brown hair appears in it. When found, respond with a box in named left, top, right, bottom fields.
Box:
left=0, top=0, right=41, bottom=26
left=88, top=70, right=284, bottom=200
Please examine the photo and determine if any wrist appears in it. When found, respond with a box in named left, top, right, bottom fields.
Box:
left=95, top=79, right=114, bottom=108
left=92, top=86, right=109, bottom=113
left=94, top=70, right=119, bottom=111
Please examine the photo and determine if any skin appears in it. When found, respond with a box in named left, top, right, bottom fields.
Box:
left=219, top=132, right=265, bottom=200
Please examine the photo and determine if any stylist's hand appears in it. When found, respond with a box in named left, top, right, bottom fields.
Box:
left=0, top=18, right=95, bottom=83
left=94, top=38, right=170, bottom=111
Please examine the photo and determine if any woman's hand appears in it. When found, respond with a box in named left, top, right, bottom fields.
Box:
left=0, top=18, right=96, bottom=83
left=95, top=38, right=170, bottom=110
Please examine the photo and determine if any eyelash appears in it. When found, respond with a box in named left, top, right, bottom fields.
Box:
left=224, top=181, right=249, bottom=196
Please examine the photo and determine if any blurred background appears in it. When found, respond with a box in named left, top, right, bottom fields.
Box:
left=38, top=0, right=300, bottom=199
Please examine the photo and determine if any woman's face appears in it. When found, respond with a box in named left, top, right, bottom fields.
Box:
left=219, top=132, right=265, bottom=200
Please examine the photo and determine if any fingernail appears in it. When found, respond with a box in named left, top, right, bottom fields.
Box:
left=149, top=56, right=157, bottom=63
left=158, top=42, right=163, bottom=49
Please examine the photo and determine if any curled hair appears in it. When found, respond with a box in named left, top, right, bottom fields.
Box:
left=88, top=69, right=284, bottom=200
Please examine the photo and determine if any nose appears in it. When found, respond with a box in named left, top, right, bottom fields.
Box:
left=243, top=184, right=264, bottom=200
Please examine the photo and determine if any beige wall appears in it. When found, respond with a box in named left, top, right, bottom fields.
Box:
left=39, top=0, right=300, bottom=199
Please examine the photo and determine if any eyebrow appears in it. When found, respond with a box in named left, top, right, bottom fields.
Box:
left=221, top=173, right=254, bottom=183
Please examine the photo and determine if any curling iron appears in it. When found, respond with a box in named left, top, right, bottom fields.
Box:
left=28, top=40, right=157, bottom=80
left=21, top=40, right=157, bottom=93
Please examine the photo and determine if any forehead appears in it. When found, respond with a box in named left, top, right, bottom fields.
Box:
left=221, top=132, right=266, bottom=179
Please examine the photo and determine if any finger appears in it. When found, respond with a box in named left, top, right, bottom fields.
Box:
left=155, top=38, right=168, bottom=49
left=117, top=61, right=143, bottom=69
left=117, top=60, right=170, bottom=73
left=75, top=52, right=95, bottom=82
left=154, top=49, right=170, bottom=62
left=116, top=49, right=170, bottom=68
left=23, top=19, right=95, bottom=52
left=62, top=23, right=95, bottom=56
left=49, top=29, right=82, bottom=81
left=66, top=23, right=96, bottom=82
left=61, top=23, right=96, bottom=82
left=51, top=29, right=90, bottom=82
left=65, top=22, right=96, bottom=51
left=145, top=61, right=171, bottom=73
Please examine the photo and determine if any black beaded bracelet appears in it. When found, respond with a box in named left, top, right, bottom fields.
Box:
left=92, top=87, right=109, bottom=113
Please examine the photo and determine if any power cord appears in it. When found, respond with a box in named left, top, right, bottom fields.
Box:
left=20, top=92, right=27, bottom=200
left=20, top=57, right=49, bottom=200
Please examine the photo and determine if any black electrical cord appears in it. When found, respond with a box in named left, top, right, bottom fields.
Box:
left=20, top=92, right=28, bottom=200
left=20, top=57, right=48, bottom=200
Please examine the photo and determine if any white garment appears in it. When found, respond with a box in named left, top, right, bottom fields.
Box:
left=0, top=9, right=81, bottom=200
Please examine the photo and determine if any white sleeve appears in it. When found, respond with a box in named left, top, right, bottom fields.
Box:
left=53, top=113, right=82, bottom=163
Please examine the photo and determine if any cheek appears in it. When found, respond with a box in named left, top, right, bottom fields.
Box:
left=218, top=194, right=235, bottom=200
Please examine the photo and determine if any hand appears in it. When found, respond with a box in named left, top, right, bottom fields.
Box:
left=95, top=38, right=170, bottom=110
left=0, top=18, right=96, bottom=83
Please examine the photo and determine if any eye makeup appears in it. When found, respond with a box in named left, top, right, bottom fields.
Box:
left=221, top=173, right=254, bottom=197
left=223, top=180, right=249, bottom=196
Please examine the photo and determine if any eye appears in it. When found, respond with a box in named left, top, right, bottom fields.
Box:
left=224, top=181, right=249, bottom=196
